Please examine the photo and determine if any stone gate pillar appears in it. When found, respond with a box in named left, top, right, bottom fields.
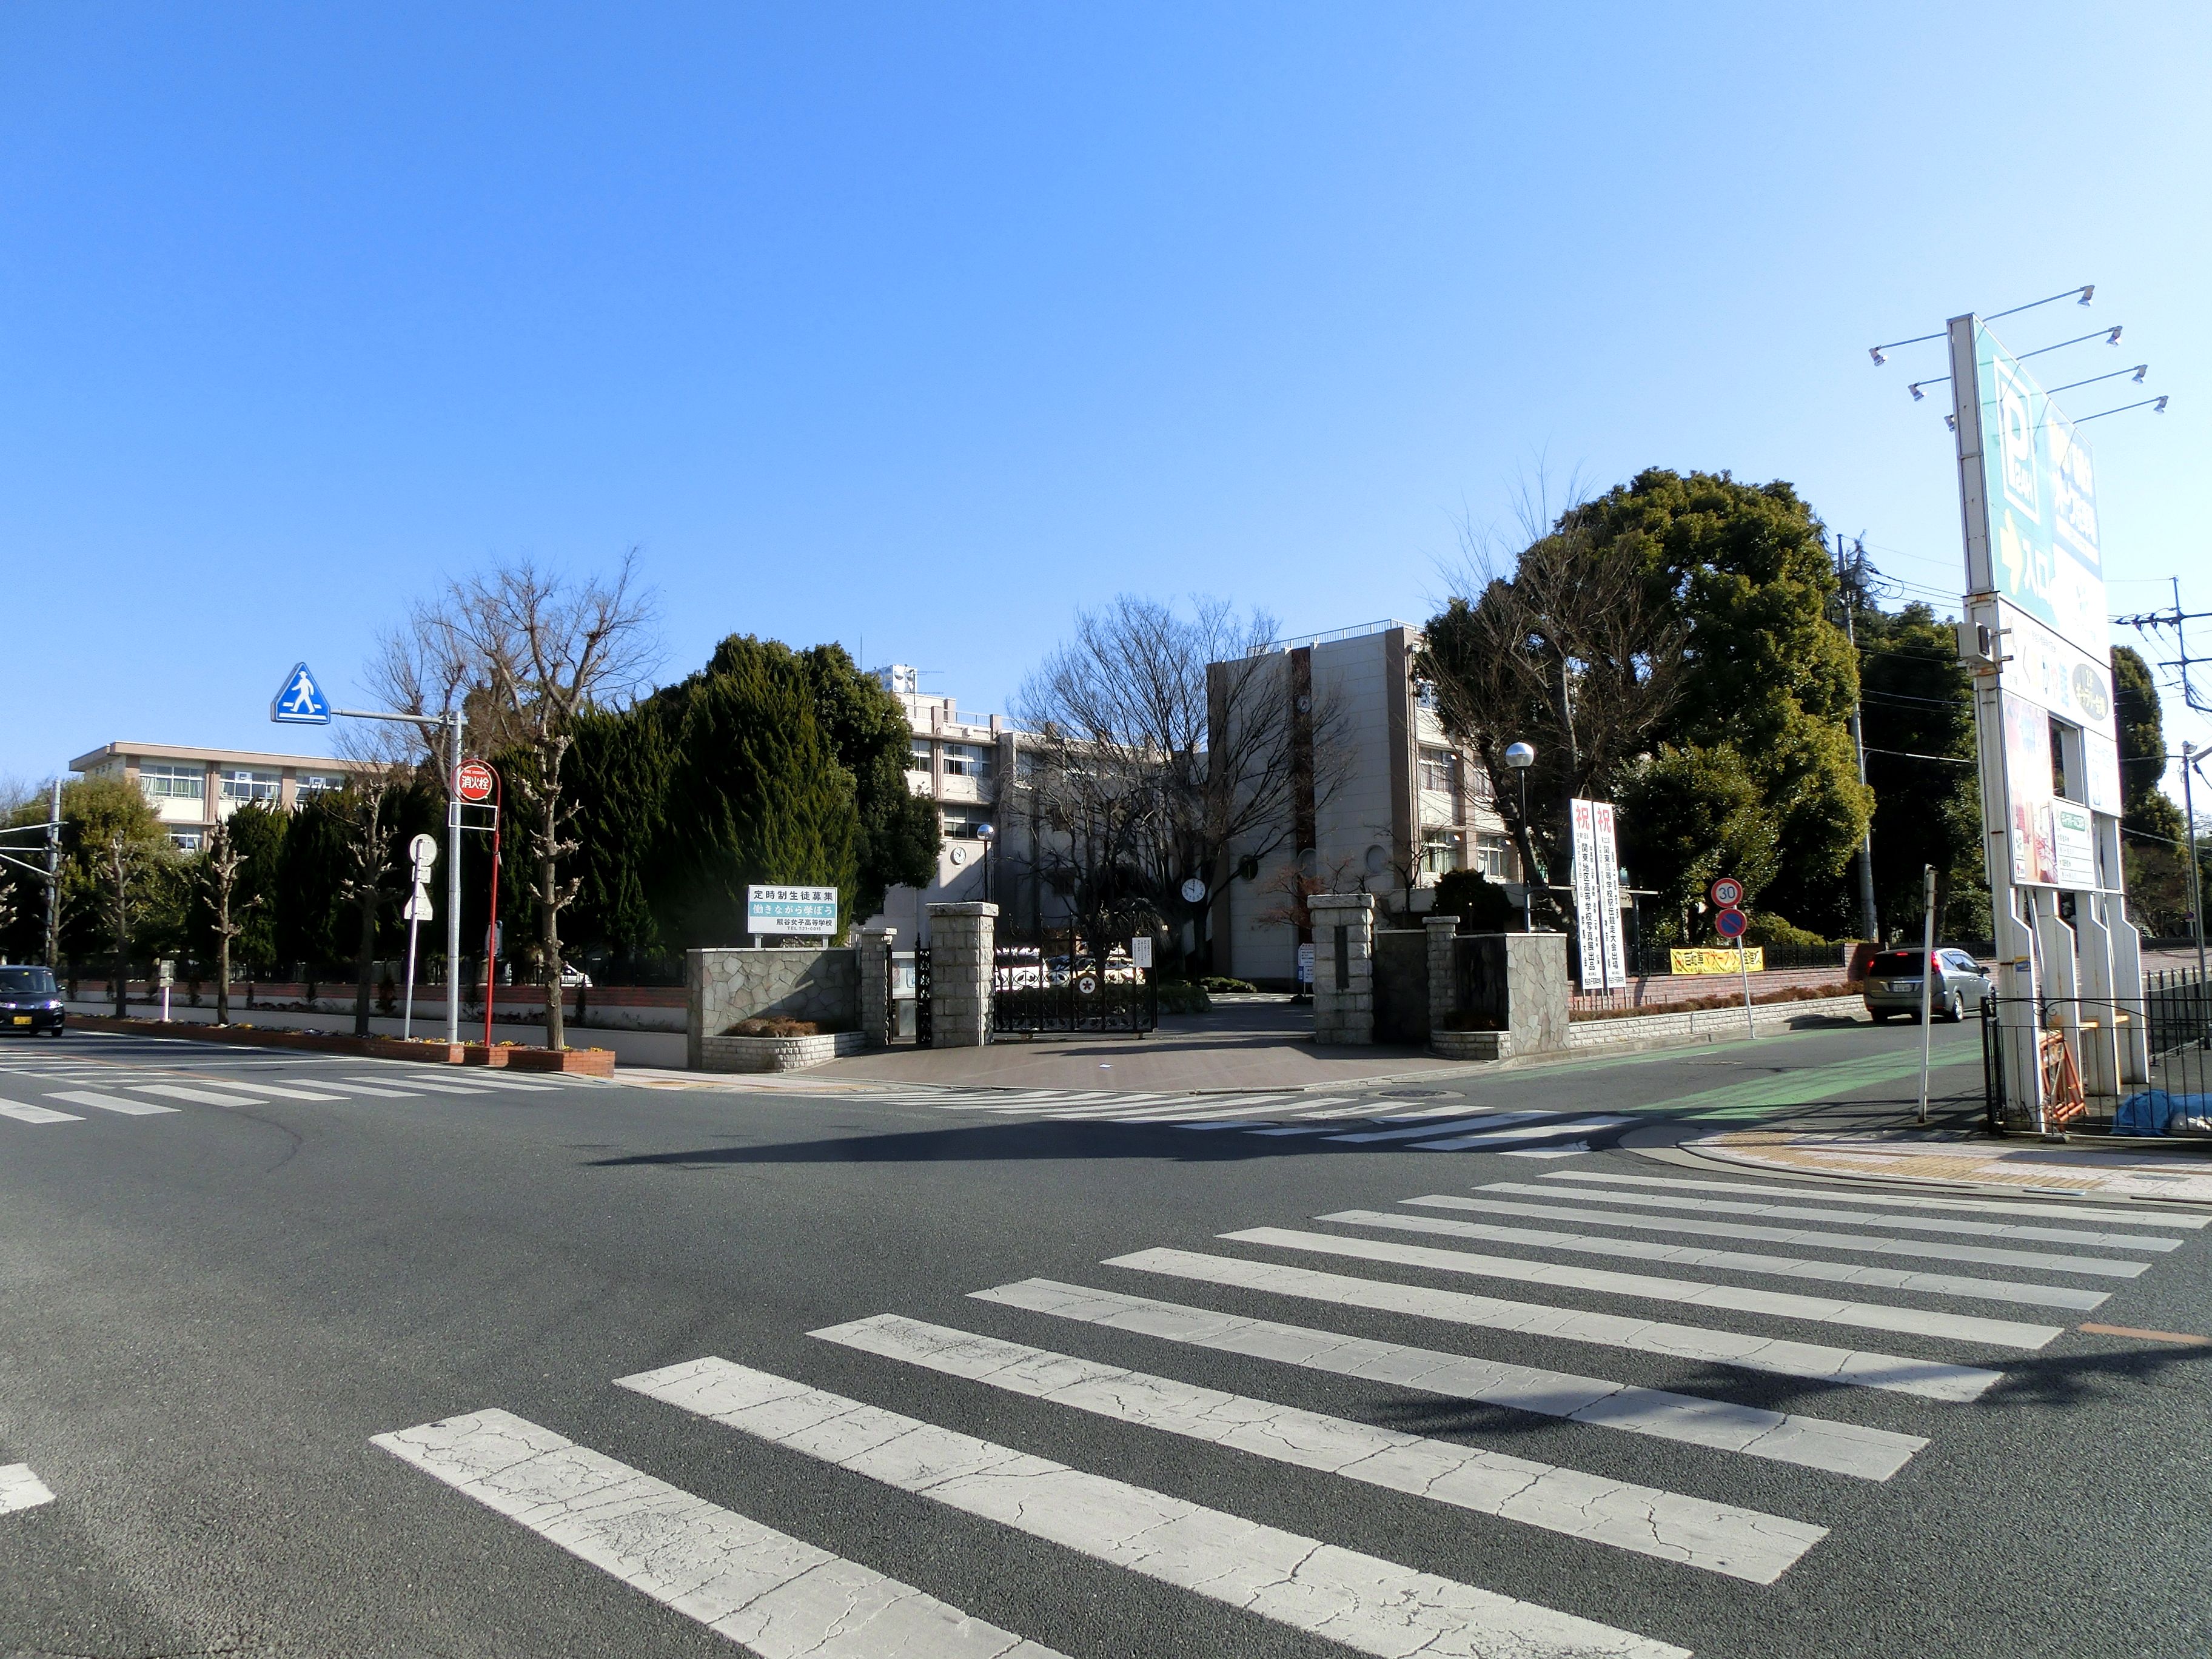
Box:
left=1309, top=893, right=1375, bottom=1045
left=1425, top=912, right=1460, bottom=1032
left=860, top=922, right=897, bottom=1047
left=926, top=902, right=996, bottom=1047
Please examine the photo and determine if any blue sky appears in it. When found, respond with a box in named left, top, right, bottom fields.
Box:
left=3, top=2, right=2207, bottom=797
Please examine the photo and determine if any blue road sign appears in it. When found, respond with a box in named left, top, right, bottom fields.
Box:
left=270, top=662, right=333, bottom=725
left=1714, top=905, right=1749, bottom=940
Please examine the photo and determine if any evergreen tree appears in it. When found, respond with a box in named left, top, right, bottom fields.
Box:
left=1614, top=743, right=1779, bottom=942
left=797, top=643, right=939, bottom=918
left=1855, top=603, right=1984, bottom=940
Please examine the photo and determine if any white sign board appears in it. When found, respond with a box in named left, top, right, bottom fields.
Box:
left=1130, top=936, right=1153, bottom=970
left=746, top=884, right=840, bottom=937
left=1296, top=942, right=1315, bottom=985
left=1569, top=799, right=1629, bottom=991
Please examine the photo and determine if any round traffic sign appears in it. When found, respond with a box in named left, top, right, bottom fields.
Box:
left=407, top=832, right=440, bottom=871
left=1714, top=906, right=1749, bottom=940
left=1709, top=876, right=1744, bottom=908
left=456, top=760, right=497, bottom=803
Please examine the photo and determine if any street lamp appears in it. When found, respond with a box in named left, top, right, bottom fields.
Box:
left=976, top=822, right=996, bottom=905
left=1503, top=742, right=1536, bottom=933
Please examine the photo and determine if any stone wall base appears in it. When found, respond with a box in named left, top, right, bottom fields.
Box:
left=697, top=1030, right=870, bottom=1073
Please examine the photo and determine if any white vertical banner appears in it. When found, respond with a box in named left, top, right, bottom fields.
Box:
left=1590, top=802, right=1629, bottom=988
left=1569, top=799, right=1609, bottom=991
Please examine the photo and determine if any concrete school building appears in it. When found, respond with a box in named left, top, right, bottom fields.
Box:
left=868, top=666, right=1021, bottom=943
left=69, top=742, right=384, bottom=853
left=1206, top=619, right=1523, bottom=988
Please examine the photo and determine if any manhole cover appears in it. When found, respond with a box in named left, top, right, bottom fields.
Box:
left=1376, top=1088, right=1453, bottom=1099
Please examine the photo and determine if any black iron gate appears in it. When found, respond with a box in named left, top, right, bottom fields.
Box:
left=913, top=947, right=933, bottom=1049
left=992, top=931, right=1158, bottom=1036
left=1981, top=970, right=2211, bottom=1134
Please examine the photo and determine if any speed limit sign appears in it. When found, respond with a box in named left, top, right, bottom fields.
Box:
left=1710, top=876, right=1744, bottom=908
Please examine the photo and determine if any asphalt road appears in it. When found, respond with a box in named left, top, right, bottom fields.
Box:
left=2, top=1023, right=2207, bottom=1659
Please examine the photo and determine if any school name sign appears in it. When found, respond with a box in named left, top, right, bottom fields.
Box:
left=745, top=885, right=840, bottom=937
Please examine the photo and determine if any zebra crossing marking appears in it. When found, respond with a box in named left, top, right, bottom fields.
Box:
left=307, top=1081, right=425, bottom=1099
left=1544, top=1169, right=2210, bottom=1229
left=203, top=1081, right=347, bottom=1101
left=1326, top=1112, right=1552, bottom=1144
left=44, top=1090, right=181, bottom=1117
left=1502, top=1143, right=1593, bottom=1159
left=1325, top=1207, right=2110, bottom=1312
left=1413, top=1116, right=1636, bottom=1151
left=344, top=1075, right=496, bottom=1096
left=1110, top=1245, right=2005, bottom=1401
left=618, top=1356, right=1691, bottom=1659
left=813, top=1312, right=1829, bottom=1583
left=1228, top=1225, right=2062, bottom=1351
left=1409, top=1192, right=2152, bottom=1279
left=0, top=1464, right=55, bottom=1514
left=976, top=1277, right=1923, bottom=1480
left=374, top=1409, right=1064, bottom=1659
left=1499, top=1179, right=2187, bottom=1250
left=125, top=1082, right=266, bottom=1108
left=0, top=1101, right=82, bottom=1123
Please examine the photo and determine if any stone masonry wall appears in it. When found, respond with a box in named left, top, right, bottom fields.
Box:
left=685, top=947, right=860, bottom=1070
left=1310, top=893, right=1375, bottom=1046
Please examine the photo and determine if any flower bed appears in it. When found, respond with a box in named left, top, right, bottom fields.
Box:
left=698, top=1030, right=868, bottom=1073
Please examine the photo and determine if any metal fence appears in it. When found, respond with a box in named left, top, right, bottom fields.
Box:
left=1980, top=970, right=2210, bottom=1136
left=991, top=933, right=1158, bottom=1036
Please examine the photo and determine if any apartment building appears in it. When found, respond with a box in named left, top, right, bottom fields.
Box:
left=870, top=666, right=1017, bottom=939
left=1207, top=620, right=1520, bottom=986
left=69, top=742, right=384, bottom=851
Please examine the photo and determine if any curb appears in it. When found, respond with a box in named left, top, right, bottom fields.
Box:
left=65, top=1016, right=617, bottom=1076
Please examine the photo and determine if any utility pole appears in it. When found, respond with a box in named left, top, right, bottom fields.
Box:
left=44, top=779, right=60, bottom=970
left=1838, top=534, right=1880, bottom=942
left=2185, top=744, right=2207, bottom=988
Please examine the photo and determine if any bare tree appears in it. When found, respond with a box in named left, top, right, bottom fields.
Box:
left=337, top=771, right=403, bottom=1039
left=1419, top=487, right=1686, bottom=925
left=201, top=820, right=260, bottom=1025
left=417, top=554, right=659, bottom=1049
left=1014, top=596, right=1346, bottom=967
left=102, top=834, right=155, bottom=1017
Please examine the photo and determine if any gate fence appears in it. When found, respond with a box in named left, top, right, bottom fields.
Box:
left=991, top=931, right=1157, bottom=1036
left=1982, top=970, right=2211, bottom=1136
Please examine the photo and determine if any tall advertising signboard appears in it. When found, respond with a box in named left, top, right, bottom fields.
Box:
left=1568, top=799, right=1628, bottom=992
left=1947, top=315, right=2145, bottom=1128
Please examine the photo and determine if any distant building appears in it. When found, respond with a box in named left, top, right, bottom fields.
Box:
left=1207, top=620, right=1520, bottom=987
left=69, top=742, right=383, bottom=852
left=869, top=667, right=1018, bottom=940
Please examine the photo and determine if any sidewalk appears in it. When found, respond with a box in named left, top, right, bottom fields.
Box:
left=61, top=999, right=685, bottom=1070
left=800, top=1000, right=1459, bottom=1093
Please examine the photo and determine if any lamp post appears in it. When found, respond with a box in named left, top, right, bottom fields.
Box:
left=976, top=822, right=996, bottom=906
left=1504, top=742, right=1536, bottom=933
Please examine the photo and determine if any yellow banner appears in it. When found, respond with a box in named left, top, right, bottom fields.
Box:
left=1671, top=947, right=1763, bottom=976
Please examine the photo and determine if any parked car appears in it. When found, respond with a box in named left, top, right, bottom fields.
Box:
left=0, top=964, right=65, bottom=1037
left=559, top=966, right=594, bottom=989
left=1862, top=948, right=1991, bottom=1024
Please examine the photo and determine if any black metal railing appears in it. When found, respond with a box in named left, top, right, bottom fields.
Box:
left=1981, top=971, right=2210, bottom=1136
left=991, top=934, right=1157, bottom=1036
left=914, top=948, right=933, bottom=1049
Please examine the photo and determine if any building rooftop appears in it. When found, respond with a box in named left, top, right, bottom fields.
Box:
left=69, top=741, right=382, bottom=774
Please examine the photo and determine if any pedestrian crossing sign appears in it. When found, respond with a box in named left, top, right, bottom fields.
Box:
left=270, top=662, right=332, bottom=725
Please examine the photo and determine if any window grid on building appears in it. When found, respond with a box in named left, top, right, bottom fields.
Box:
left=1417, top=746, right=1457, bottom=794
left=295, top=774, right=344, bottom=798
left=139, top=763, right=205, bottom=801
left=169, top=830, right=204, bottom=853
left=1475, top=831, right=1512, bottom=879
left=940, top=742, right=991, bottom=779
left=1420, top=828, right=1465, bottom=875
left=220, top=769, right=280, bottom=803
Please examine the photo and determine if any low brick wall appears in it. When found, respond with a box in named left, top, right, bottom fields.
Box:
left=1572, top=968, right=1854, bottom=1015
left=697, top=1030, right=869, bottom=1073
left=1566, top=992, right=1866, bottom=1048
left=1430, top=1029, right=1510, bottom=1061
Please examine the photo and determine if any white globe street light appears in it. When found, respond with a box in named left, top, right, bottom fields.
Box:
left=1503, top=743, right=1536, bottom=932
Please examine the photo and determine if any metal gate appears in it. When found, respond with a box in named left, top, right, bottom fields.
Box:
left=1982, top=970, right=2210, bottom=1134
left=913, top=947, right=933, bottom=1049
left=992, top=931, right=1158, bottom=1036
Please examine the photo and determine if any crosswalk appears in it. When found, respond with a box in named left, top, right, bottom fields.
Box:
left=374, top=1160, right=2207, bottom=1655
left=822, top=1082, right=1641, bottom=1153
left=0, top=1047, right=615, bottom=1130
left=0, top=1463, right=55, bottom=1515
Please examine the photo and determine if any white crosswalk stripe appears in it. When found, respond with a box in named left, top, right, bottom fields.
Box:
left=1411, top=1191, right=2151, bottom=1278
left=208, top=1081, right=348, bottom=1101
left=1501, top=1142, right=1594, bottom=1159
left=1324, top=1207, right=2110, bottom=1311
left=0, top=1464, right=55, bottom=1514
left=1224, top=1225, right=2061, bottom=1350
left=974, top=1277, right=1924, bottom=1479
left=126, top=1082, right=267, bottom=1107
left=305, top=1080, right=426, bottom=1099
left=0, top=1099, right=81, bottom=1123
left=375, top=1409, right=1065, bottom=1658
left=620, top=1356, right=1690, bottom=1658
left=1544, top=1169, right=2209, bottom=1229
left=1326, top=1111, right=1553, bottom=1144
left=344, top=1074, right=496, bottom=1095
left=45, top=1090, right=181, bottom=1117
left=1412, top=1116, right=1637, bottom=1151
left=813, top=1312, right=1829, bottom=1582
left=1499, top=1179, right=2187, bottom=1250
left=1110, top=1244, right=2005, bottom=1399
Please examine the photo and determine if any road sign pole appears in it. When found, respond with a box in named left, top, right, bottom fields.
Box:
left=1917, top=863, right=1937, bottom=1125
left=446, top=709, right=463, bottom=1047
left=1737, top=933, right=1755, bottom=1040
left=402, top=907, right=422, bottom=1041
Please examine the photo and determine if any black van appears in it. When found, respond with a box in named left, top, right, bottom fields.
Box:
left=0, top=964, right=65, bottom=1036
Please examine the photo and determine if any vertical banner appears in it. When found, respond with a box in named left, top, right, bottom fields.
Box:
left=1569, top=799, right=1626, bottom=991
left=1590, top=802, right=1629, bottom=988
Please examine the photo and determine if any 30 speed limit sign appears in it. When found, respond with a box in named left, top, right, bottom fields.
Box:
left=1709, top=876, right=1744, bottom=908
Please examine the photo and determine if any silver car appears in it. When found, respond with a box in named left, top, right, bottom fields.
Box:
left=1863, top=948, right=1991, bottom=1024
